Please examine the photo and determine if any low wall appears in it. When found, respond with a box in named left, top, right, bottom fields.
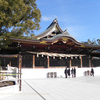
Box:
left=22, top=67, right=100, bottom=79
left=0, top=85, right=19, bottom=99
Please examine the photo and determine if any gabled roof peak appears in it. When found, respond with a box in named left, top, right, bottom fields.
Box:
left=53, top=17, right=58, bottom=23
left=36, top=18, right=69, bottom=40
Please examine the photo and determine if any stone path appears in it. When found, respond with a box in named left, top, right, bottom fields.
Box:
left=1, top=76, right=100, bottom=100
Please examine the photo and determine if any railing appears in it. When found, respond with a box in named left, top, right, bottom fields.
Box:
left=0, top=71, right=22, bottom=91
left=0, top=72, right=21, bottom=79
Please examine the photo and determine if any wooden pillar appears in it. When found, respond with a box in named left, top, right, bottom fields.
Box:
left=80, top=56, right=83, bottom=68
left=69, top=58, right=71, bottom=68
left=18, top=55, right=22, bottom=91
left=9, top=57, right=12, bottom=66
left=92, top=57, right=93, bottom=67
left=89, top=58, right=91, bottom=67
left=33, top=55, right=35, bottom=68
left=91, top=58, right=93, bottom=67
left=9, top=61, right=11, bottom=66
left=47, top=56, right=49, bottom=68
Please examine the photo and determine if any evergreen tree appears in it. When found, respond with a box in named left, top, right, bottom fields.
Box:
left=0, top=0, right=41, bottom=48
left=87, top=38, right=100, bottom=45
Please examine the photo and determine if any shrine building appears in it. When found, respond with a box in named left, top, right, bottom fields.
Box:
left=1, top=18, right=100, bottom=68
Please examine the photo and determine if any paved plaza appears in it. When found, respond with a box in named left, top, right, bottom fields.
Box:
left=0, top=76, right=100, bottom=100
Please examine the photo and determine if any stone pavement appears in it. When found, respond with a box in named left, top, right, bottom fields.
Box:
left=0, top=76, right=100, bottom=100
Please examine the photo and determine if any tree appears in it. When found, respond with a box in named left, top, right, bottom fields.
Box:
left=0, top=0, right=41, bottom=48
left=87, top=38, right=97, bottom=45
left=97, top=39, right=100, bottom=45
left=87, top=38, right=100, bottom=45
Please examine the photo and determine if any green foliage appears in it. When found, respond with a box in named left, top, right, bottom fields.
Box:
left=87, top=38, right=100, bottom=45
left=0, top=0, right=41, bottom=48
left=97, top=39, right=100, bottom=45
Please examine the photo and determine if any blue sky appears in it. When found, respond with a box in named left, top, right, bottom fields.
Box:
left=35, top=0, right=100, bottom=42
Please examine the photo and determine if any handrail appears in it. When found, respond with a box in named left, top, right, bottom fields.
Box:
left=0, top=73, right=22, bottom=76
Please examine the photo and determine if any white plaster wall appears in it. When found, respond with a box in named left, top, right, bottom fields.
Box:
left=22, top=67, right=100, bottom=79
left=22, top=68, right=65, bottom=79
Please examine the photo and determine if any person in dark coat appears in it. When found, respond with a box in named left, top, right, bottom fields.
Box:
left=73, top=67, right=76, bottom=77
left=91, top=68, right=94, bottom=77
left=68, top=68, right=70, bottom=78
left=71, top=68, right=74, bottom=78
left=64, top=67, right=68, bottom=78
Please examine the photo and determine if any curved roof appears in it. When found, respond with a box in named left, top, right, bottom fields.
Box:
left=42, top=33, right=81, bottom=44
left=36, top=18, right=69, bottom=39
left=10, top=19, right=100, bottom=52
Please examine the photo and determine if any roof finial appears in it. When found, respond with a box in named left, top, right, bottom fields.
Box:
left=64, top=29, right=69, bottom=35
left=55, top=17, right=57, bottom=20
left=53, top=17, right=58, bottom=22
left=64, top=29, right=67, bottom=32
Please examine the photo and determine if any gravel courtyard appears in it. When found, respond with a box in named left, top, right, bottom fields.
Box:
left=1, top=76, right=100, bottom=100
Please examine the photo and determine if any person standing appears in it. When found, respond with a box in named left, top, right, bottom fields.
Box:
left=73, top=67, right=76, bottom=77
left=71, top=68, right=74, bottom=78
left=64, top=67, right=68, bottom=78
left=68, top=68, right=70, bottom=78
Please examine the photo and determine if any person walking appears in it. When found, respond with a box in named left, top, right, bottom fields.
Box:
left=64, top=67, right=68, bottom=78
left=91, top=67, right=94, bottom=77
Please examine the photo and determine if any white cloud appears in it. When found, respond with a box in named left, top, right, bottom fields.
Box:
left=42, top=16, right=57, bottom=21
left=66, top=25, right=88, bottom=41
